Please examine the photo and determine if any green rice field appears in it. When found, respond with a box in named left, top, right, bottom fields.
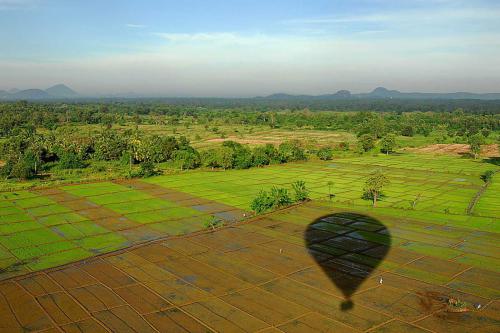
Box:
left=146, top=153, right=495, bottom=216
left=0, top=153, right=498, bottom=280
left=474, top=172, right=500, bottom=218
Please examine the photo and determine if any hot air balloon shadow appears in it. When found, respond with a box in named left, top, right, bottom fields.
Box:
left=305, top=212, right=391, bottom=311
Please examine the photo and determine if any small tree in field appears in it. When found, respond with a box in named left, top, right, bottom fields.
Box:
left=358, top=134, right=375, bottom=152
left=138, top=161, right=158, bottom=178
left=468, top=134, right=484, bottom=159
left=380, top=134, right=396, bottom=155
left=327, top=181, right=334, bottom=200
left=363, top=170, right=390, bottom=207
left=480, top=170, right=494, bottom=183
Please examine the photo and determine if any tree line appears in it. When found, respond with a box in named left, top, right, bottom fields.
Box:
left=0, top=127, right=307, bottom=180
left=1, top=102, right=499, bottom=138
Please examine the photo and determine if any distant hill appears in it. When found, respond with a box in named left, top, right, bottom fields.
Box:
left=264, top=90, right=352, bottom=100
left=368, top=87, right=402, bottom=98
left=0, top=84, right=79, bottom=100
left=0, top=84, right=499, bottom=101
left=45, top=84, right=78, bottom=98
left=10, top=89, right=51, bottom=100
left=263, top=87, right=500, bottom=100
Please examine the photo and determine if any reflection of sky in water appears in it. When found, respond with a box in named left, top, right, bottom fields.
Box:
left=328, top=164, right=338, bottom=168
left=453, top=178, right=466, bottom=182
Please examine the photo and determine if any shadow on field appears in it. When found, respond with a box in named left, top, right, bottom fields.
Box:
left=305, top=212, right=391, bottom=311
left=484, top=157, right=500, bottom=166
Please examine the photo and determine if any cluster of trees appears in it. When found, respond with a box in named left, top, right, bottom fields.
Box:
left=0, top=125, right=307, bottom=180
left=356, top=133, right=397, bottom=154
left=200, top=141, right=306, bottom=170
left=0, top=127, right=199, bottom=179
left=250, top=180, right=310, bottom=214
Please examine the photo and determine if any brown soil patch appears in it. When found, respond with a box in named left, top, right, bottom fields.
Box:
left=409, top=144, right=499, bottom=157
left=0, top=202, right=498, bottom=332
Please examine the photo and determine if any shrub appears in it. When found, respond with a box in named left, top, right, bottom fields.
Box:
left=120, top=151, right=133, bottom=166
left=292, top=180, right=309, bottom=202
left=250, top=190, right=273, bottom=214
left=401, top=125, right=414, bottom=137
left=252, top=144, right=277, bottom=167
left=481, top=128, right=490, bottom=138
left=172, top=149, right=200, bottom=170
left=278, top=141, right=306, bottom=163
left=338, top=142, right=350, bottom=151
left=201, top=149, right=219, bottom=169
left=137, top=161, right=158, bottom=178
left=233, top=146, right=253, bottom=169
left=204, top=216, right=224, bottom=230
left=58, top=151, right=86, bottom=169
left=250, top=186, right=293, bottom=214
left=270, top=186, right=293, bottom=208
left=9, top=158, right=36, bottom=180
left=480, top=170, right=495, bottom=183
left=1, top=153, right=37, bottom=180
left=216, top=146, right=234, bottom=170
left=317, top=147, right=333, bottom=160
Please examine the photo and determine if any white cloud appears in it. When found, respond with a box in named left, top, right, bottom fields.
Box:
left=126, top=24, right=146, bottom=29
left=2, top=30, right=499, bottom=96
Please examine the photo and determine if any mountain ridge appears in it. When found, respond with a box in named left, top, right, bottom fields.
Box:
left=1, top=85, right=500, bottom=100
left=45, top=84, right=78, bottom=98
left=0, top=84, right=79, bottom=100
left=262, top=87, right=500, bottom=100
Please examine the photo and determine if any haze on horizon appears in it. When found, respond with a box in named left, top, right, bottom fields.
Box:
left=1, top=0, right=500, bottom=97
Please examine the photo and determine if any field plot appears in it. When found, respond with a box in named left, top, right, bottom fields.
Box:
left=408, top=144, right=499, bottom=158
left=196, top=128, right=356, bottom=149
left=0, top=201, right=498, bottom=332
left=146, top=154, right=495, bottom=217
left=0, top=154, right=497, bottom=281
left=0, top=180, right=246, bottom=280
left=117, top=124, right=357, bottom=149
left=474, top=172, right=500, bottom=218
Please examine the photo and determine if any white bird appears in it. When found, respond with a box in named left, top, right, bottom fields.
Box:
left=379, top=277, right=383, bottom=284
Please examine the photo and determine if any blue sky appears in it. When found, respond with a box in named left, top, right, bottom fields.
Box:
left=1, top=0, right=499, bottom=96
